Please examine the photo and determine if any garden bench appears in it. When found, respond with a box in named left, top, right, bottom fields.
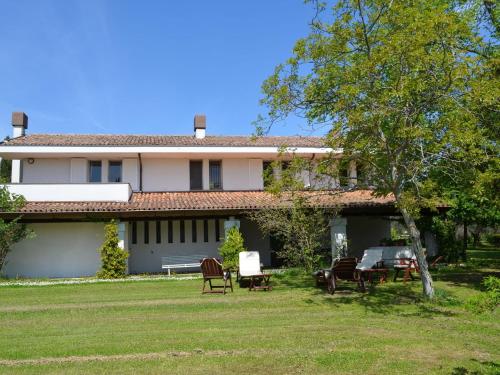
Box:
left=161, top=255, right=207, bottom=276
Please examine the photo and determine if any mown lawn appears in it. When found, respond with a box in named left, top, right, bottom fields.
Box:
left=0, top=258, right=498, bottom=374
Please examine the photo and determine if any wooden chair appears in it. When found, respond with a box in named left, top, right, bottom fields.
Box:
left=200, top=258, right=233, bottom=294
left=327, top=257, right=363, bottom=294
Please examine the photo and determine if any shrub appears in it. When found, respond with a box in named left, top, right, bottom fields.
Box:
left=0, top=185, right=33, bottom=273
left=465, top=276, right=499, bottom=313
left=218, top=227, right=247, bottom=271
left=97, top=220, right=128, bottom=279
left=430, top=217, right=462, bottom=262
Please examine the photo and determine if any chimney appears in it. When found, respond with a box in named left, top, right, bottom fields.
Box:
left=194, top=114, right=206, bottom=139
left=12, top=112, right=28, bottom=138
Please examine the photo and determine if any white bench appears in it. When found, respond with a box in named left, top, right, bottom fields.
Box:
left=161, top=255, right=208, bottom=276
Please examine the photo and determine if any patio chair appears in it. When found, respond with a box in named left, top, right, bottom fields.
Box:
left=238, top=251, right=272, bottom=291
left=318, top=257, right=363, bottom=294
left=356, top=249, right=384, bottom=271
left=330, top=257, right=363, bottom=294
left=200, top=258, right=233, bottom=294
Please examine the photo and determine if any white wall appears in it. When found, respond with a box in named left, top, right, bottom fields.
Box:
left=123, top=158, right=140, bottom=191
left=222, top=159, right=264, bottom=190
left=142, top=159, right=190, bottom=191
left=346, top=216, right=391, bottom=258
left=3, top=222, right=105, bottom=278
left=22, top=159, right=71, bottom=183
left=5, top=183, right=131, bottom=202
left=70, top=158, right=87, bottom=183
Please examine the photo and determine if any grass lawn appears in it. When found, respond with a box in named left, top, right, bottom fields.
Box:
left=0, top=253, right=499, bottom=374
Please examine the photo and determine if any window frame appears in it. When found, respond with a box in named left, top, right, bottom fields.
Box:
left=88, top=160, right=102, bottom=183
left=108, top=160, right=123, bottom=183
left=209, top=160, right=222, bottom=190
left=189, top=160, right=203, bottom=191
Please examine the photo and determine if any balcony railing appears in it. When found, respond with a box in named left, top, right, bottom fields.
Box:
left=4, top=183, right=132, bottom=202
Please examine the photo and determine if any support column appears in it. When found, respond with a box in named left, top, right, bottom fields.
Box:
left=11, top=160, right=22, bottom=183
left=202, top=159, right=210, bottom=190
left=330, top=217, right=348, bottom=261
left=118, top=222, right=129, bottom=274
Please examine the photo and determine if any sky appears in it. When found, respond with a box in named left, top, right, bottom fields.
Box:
left=0, top=0, right=320, bottom=138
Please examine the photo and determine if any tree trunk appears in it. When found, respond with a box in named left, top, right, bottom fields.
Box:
left=400, top=207, right=435, bottom=299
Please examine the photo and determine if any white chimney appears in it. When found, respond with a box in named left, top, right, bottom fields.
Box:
left=11, top=112, right=28, bottom=183
left=194, top=114, right=206, bottom=139
left=12, top=112, right=28, bottom=138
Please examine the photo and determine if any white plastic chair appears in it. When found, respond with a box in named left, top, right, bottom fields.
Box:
left=238, top=251, right=272, bottom=291
left=356, top=249, right=384, bottom=271
left=239, top=251, right=263, bottom=277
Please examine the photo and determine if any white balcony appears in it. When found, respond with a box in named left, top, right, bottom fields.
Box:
left=4, top=183, right=132, bottom=202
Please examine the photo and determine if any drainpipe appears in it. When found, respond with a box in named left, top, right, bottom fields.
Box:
left=138, top=153, right=143, bottom=192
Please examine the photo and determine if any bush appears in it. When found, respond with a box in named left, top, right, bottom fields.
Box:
left=465, top=276, right=499, bottom=313
left=218, top=227, right=247, bottom=271
left=430, top=217, right=463, bottom=262
left=97, top=220, right=128, bottom=279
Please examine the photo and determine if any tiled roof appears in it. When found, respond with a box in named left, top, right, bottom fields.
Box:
left=13, top=190, right=394, bottom=214
left=2, top=134, right=325, bottom=148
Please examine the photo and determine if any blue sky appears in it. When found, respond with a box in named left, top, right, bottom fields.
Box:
left=0, top=0, right=319, bottom=138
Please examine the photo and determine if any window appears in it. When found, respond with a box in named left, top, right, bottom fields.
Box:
left=192, top=220, right=197, bottom=243
left=156, top=221, right=161, bottom=244
left=203, top=219, right=209, bottom=242
left=209, top=161, right=222, bottom=190
left=89, top=161, right=102, bottom=182
left=108, top=161, right=122, bottom=182
left=190, top=161, right=203, bottom=190
left=215, top=219, right=220, bottom=242
left=263, top=161, right=273, bottom=188
left=180, top=220, right=185, bottom=243
left=168, top=220, right=173, bottom=243
left=144, top=221, right=149, bottom=244
left=131, top=222, right=137, bottom=244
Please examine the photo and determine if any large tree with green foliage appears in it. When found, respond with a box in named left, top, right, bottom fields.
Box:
left=259, top=0, right=498, bottom=298
left=0, top=186, right=31, bottom=273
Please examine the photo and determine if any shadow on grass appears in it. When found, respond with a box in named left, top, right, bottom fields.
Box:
left=432, top=269, right=500, bottom=291
left=451, top=359, right=500, bottom=374
left=308, top=279, right=460, bottom=317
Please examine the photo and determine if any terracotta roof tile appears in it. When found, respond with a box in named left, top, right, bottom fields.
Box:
left=12, top=190, right=394, bottom=214
left=2, top=134, right=325, bottom=148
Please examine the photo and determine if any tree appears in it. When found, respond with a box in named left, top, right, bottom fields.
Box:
left=0, top=185, right=32, bottom=273
left=218, top=226, right=247, bottom=271
left=97, top=220, right=128, bottom=279
left=249, top=194, right=332, bottom=272
left=258, top=0, right=498, bottom=298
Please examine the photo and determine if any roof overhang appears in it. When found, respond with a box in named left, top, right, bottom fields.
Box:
left=0, top=146, right=338, bottom=159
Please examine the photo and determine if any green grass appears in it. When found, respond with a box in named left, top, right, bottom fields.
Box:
left=0, top=254, right=499, bottom=374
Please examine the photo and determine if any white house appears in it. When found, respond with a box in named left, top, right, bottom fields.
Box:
left=0, top=112, right=395, bottom=278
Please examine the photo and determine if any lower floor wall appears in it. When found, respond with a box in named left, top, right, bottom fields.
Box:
left=3, top=222, right=105, bottom=278
left=1, top=214, right=392, bottom=279
left=128, top=217, right=271, bottom=274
